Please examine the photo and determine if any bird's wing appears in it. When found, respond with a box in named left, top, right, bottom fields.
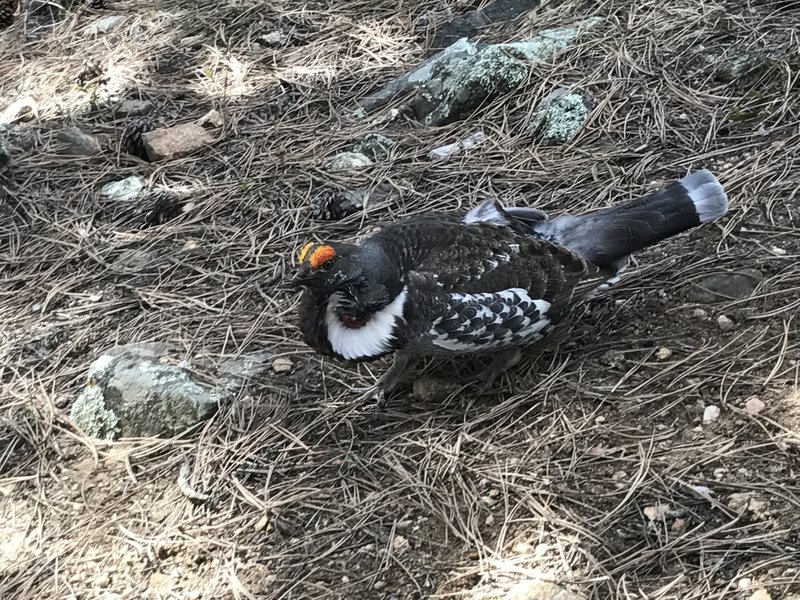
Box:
left=403, top=223, right=608, bottom=353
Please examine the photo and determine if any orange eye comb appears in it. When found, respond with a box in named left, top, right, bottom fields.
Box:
left=309, top=245, right=336, bottom=270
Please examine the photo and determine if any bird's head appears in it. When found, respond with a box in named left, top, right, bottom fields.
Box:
left=290, top=241, right=364, bottom=294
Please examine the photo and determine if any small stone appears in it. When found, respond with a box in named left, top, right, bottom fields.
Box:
left=745, top=397, right=766, bottom=415
left=727, top=492, right=769, bottom=519
left=0, top=96, right=38, bottom=124
left=749, top=590, right=772, bottom=600
left=271, top=357, right=293, bottom=373
left=769, top=245, right=786, bottom=256
left=670, top=518, right=686, bottom=533
left=57, top=128, right=101, bottom=156
left=703, top=405, right=721, bottom=423
left=513, top=542, right=533, bottom=554
left=412, top=376, right=461, bottom=402
left=692, top=308, right=708, bottom=319
left=738, top=578, right=752, bottom=589
left=182, top=240, right=198, bottom=251
left=198, top=109, right=223, bottom=129
left=84, top=15, right=127, bottom=35
left=484, top=514, right=495, bottom=526
left=643, top=504, right=670, bottom=521
left=688, top=270, right=763, bottom=303
left=349, top=133, right=395, bottom=161
left=717, top=315, right=735, bottom=331
left=655, top=347, right=672, bottom=360
left=373, top=580, right=385, bottom=590
left=100, top=176, right=145, bottom=201
left=115, top=99, right=153, bottom=116
left=480, top=495, right=497, bottom=507
left=392, top=535, right=409, bottom=553
left=323, top=151, right=373, bottom=171
left=428, top=130, right=486, bottom=160
left=95, top=572, right=110, bottom=587
left=142, top=123, right=215, bottom=161
left=254, top=515, right=269, bottom=532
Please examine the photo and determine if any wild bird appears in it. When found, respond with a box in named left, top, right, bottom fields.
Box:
left=291, top=170, right=728, bottom=399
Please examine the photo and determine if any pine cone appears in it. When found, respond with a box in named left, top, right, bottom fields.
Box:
left=309, top=190, right=362, bottom=220
left=144, top=191, right=183, bottom=226
left=120, top=117, right=156, bottom=160
left=76, top=59, right=107, bottom=86
left=0, top=0, right=18, bottom=29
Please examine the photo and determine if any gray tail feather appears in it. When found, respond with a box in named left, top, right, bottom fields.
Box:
left=531, top=169, right=728, bottom=266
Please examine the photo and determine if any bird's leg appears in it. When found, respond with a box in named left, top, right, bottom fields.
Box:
left=469, top=348, right=523, bottom=396
left=376, top=351, right=420, bottom=406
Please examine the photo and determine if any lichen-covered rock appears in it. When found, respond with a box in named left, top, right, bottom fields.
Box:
left=349, top=133, right=395, bottom=161
left=323, top=151, right=373, bottom=171
left=413, top=18, right=602, bottom=126
left=70, top=344, right=219, bottom=439
left=100, top=175, right=145, bottom=201
left=528, top=89, right=593, bottom=144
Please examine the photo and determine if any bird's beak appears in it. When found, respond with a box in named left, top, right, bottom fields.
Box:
left=290, top=269, right=307, bottom=288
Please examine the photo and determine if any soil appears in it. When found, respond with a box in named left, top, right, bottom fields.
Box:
left=1, top=0, right=799, bottom=599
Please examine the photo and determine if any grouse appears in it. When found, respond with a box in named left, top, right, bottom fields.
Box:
left=291, top=170, right=728, bottom=398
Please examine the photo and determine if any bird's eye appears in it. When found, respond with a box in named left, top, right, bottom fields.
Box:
left=322, top=259, right=335, bottom=271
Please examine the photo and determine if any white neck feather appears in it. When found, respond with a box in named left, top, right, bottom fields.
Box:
left=325, top=287, right=408, bottom=360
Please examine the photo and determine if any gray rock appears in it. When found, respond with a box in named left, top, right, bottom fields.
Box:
left=100, top=176, right=145, bottom=201
left=413, top=376, right=461, bottom=403
left=142, top=123, right=214, bottom=161
left=84, top=16, right=128, bottom=36
left=324, top=151, right=373, bottom=171
left=57, top=128, right=101, bottom=156
left=349, top=133, right=395, bottom=161
left=412, top=19, right=602, bottom=126
left=70, top=344, right=219, bottom=439
left=429, top=130, right=487, bottom=160
left=529, top=89, right=593, bottom=144
left=687, top=269, right=763, bottom=303
left=114, top=99, right=153, bottom=116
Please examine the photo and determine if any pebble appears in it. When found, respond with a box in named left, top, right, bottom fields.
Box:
left=749, top=590, right=772, bottom=600
left=392, top=534, right=409, bottom=553
left=655, top=347, right=672, bottom=360
left=271, top=357, right=293, bottom=373
left=717, top=315, right=735, bottom=331
left=670, top=518, right=686, bottom=533
left=692, top=308, right=708, bottom=319
left=703, top=405, right=721, bottom=423
left=198, top=109, right=223, bottom=129
left=643, top=504, right=670, bottom=521
left=738, top=578, right=752, bottom=589
left=745, top=397, right=765, bottom=415
left=484, top=514, right=495, bottom=526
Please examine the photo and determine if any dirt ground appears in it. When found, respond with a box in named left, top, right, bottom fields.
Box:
left=1, top=0, right=799, bottom=598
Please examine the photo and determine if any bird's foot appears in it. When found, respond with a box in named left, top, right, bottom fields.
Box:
left=466, top=348, right=523, bottom=396
left=375, top=351, right=420, bottom=407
